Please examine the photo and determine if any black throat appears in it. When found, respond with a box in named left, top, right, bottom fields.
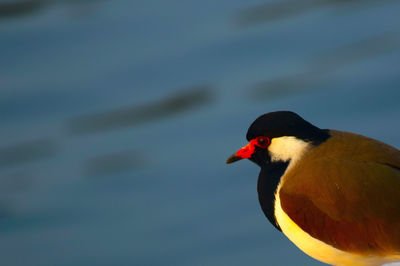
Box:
left=257, top=161, right=289, bottom=231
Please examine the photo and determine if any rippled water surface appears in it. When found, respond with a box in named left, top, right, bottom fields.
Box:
left=1, top=1, right=400, bottom=265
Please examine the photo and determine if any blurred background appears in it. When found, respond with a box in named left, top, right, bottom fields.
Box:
left=1, top=0, right=400, bottom=265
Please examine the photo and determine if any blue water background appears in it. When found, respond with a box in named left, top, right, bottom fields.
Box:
left=1, top=0, right=400, bottom=265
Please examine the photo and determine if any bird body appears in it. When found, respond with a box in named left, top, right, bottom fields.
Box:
left=227, top=111, right=400, bottom=266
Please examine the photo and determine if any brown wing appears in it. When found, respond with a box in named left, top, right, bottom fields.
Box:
left=279, top=131, right=400, bottom=256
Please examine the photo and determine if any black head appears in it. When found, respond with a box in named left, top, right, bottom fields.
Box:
left=246, top=111, right=329, bottom=144
left=226, top=111, right=330, bottom=166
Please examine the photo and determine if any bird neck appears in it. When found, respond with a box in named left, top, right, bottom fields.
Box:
left=268, top=136, right=312, bottom=163
left=257, top=161, right=289, bottom=231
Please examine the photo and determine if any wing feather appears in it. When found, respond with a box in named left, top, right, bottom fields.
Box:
left=279, top=131, right=400, bottom=255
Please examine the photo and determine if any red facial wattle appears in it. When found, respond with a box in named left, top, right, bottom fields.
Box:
left=227, top=136, right=271, bottom=163
left=235, top=139, right=258, bottom=159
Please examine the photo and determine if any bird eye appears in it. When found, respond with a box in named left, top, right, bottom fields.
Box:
left=256, top=136, right=270, bottom=148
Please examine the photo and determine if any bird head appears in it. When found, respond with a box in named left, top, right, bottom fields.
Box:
left=226, top=111, right=330, bottom=167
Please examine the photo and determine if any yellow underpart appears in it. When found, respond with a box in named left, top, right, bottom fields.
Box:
left=274, top=190, right=400, bottom=266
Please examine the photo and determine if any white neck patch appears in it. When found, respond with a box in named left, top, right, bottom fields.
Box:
left=268, top=136, right=311, bottom=164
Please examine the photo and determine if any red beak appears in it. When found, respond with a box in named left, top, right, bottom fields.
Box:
left=226, top=140, right=257, bottom=164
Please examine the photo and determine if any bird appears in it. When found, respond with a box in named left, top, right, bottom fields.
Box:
left=226, top=111, right=400, bottom=266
